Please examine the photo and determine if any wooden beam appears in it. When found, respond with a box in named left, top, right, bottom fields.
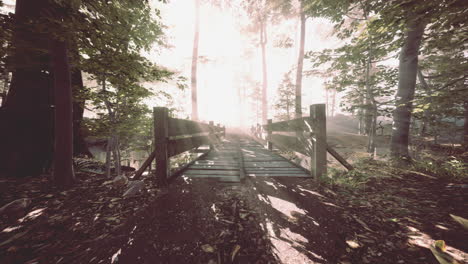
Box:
left=154, top=107, right=169, bottom=186
left=310, top=104, right=327, bottom=179
left=209, top=121, right=214, bottom=150
left=168, top=117, right=212, bottom=136
left=132, top=150, right=156, bottom=180
left=327, top=145, right=354, bottom=171
left=267, top=119, right=273, bottom=151
left=167, top=135, right=211, bottom=157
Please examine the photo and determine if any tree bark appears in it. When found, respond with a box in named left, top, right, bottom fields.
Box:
left=260, top=20, right=268, bottom=124
left=416, top=68, right=431, bottom=137
left=1, top=68, right=8, bottom=107
left=51, top=39, right=75, bottom=187
left=0, top=0, right=54, bottom=177
left=464, top=101, right=468, bottom=148
left=390, top=20, right=425, bottom=159
left=106, top=137, right=111, bottom=178
left=191, top=0, right=200, bottom=121
left=295, top=8, right=306, bottom=119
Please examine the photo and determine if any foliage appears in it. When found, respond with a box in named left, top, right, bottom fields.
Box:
left=273, top=71, right=295, bottom=121
left=411, top=156, right=467, bottom=181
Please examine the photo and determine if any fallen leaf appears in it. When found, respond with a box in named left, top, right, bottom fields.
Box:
left=346, top=240, right=360, bottom=249
left=201, top=244, right=215, bottom=253
left=0, top=231, right=28, bottom=247
left=450, top=214, right=468, bottom=230
left=231, top=245, right=241, bottom=261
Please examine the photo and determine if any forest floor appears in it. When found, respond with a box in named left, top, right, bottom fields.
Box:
left=0, top=147, right=467, bottom=263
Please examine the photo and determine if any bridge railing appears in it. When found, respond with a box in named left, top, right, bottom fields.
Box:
left=253, top=103, right=353, bottom=179
left=134, top=107, right=225, bottom=184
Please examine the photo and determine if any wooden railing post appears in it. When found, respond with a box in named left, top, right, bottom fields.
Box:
left=154, top=107, right=169, bottom=185
left=310, top=104, right=327, bottom=179
left=209, top=121, right=214, bottom=150
left=267, top=119, right=273, bottom=151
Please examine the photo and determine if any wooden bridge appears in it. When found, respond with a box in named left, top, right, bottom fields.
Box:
left=133, top=104, right=352, bottom=184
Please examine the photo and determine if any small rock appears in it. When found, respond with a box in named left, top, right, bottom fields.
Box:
left=112, top=175, right=129, bottom=187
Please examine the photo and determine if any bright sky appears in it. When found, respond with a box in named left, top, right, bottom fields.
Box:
left=149, top=0, right=342, bottom=127
left=1, top=0, right=343, bottom=126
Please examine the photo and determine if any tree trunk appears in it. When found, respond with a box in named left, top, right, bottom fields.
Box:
left=260, top=21, right=268, bottom=124
left=191, top=0, right=200, bottom=121
left=464, top=101, right=468, bottom=148
left=1, top=68, right=8, bottom=106
left=0, top=0, right=54, bottom=177
left=51, top=39, right=75, bottom=187
left=106, top=137, right=112, bottom=178
left=331, top=90, right=336, bottom=117
left=390, top=20, right=425, bottom=159
left=295, top=8, right=306, bottom=119
left=112, top=134, right=121, bottom=176
left=416, top=68, right=431, bottom=137
left=365, top=43, right=375, bottom=153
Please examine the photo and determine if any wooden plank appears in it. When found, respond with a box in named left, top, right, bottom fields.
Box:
left=327, top=145, right=354, bottom=171
left=169, top=149, right=211, bottom=180
left=310, top=104, right=327, bottom=179
left=245, top=171, right=308, bottom=175
left=189, top=166, right=240, bottom=171
left=132, top=150, right=156, bottom=180
left=154, top=107, right=169, bottom=185
left=247, top=173, right=310, bottom=177
left=184, top=170, right=240, bottom=176
left=168, top=117, right=212, bottom=136
left=245, top=168, right=305, bottom=172
left=265, top=117, right=307, bottom=132
left=168, top=135, right=211, bottom=157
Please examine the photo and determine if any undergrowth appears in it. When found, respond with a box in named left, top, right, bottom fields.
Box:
left=320, top=158, right=382, bottom=189
left=411, top=155, right=467, bottom=181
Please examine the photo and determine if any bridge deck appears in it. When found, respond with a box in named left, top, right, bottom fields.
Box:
left=180, top=134, right=310, bottom=182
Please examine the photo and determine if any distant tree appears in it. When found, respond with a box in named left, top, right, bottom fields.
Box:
left=242, top=0, right=272, bottom=124
left=191, top=0, right=200, bottom=121
left=274, top=72, right=295, bottom=121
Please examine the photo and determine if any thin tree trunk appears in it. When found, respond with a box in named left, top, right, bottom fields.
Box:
left=331, top=90, right=336, bottom=117
left=191, top=0, right=200, bottom=121
left=295, top=8, right=306, bottom=119
left=390, top=20, right=425, bottom=159
left=1, top=68, right=8, bottom=106
left=365, top=40, right=376, bottom=154
left=112, top=134, right=121, bottom=176
left=325, top=89, right=329, bottom=117
left=260, top=20, right=268, bottom=124
left=417, top=68, right=431, bottom=137
left=105, top=137, right=111, bottom=177
left=464, top=101, right=468, bottom=148
left=51, top=39, right=75, bottom=187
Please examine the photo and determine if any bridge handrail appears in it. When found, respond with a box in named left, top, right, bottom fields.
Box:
left=254, top=104, right=353, bottom=177
left=133, top=107, right=225, bottom=184
left=265, top=104, right=327, bottom=178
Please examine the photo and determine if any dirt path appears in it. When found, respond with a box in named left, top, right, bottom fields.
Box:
left=111, top=175, right=349, bottom=264
left=1, top=135, right=466, bottom=264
